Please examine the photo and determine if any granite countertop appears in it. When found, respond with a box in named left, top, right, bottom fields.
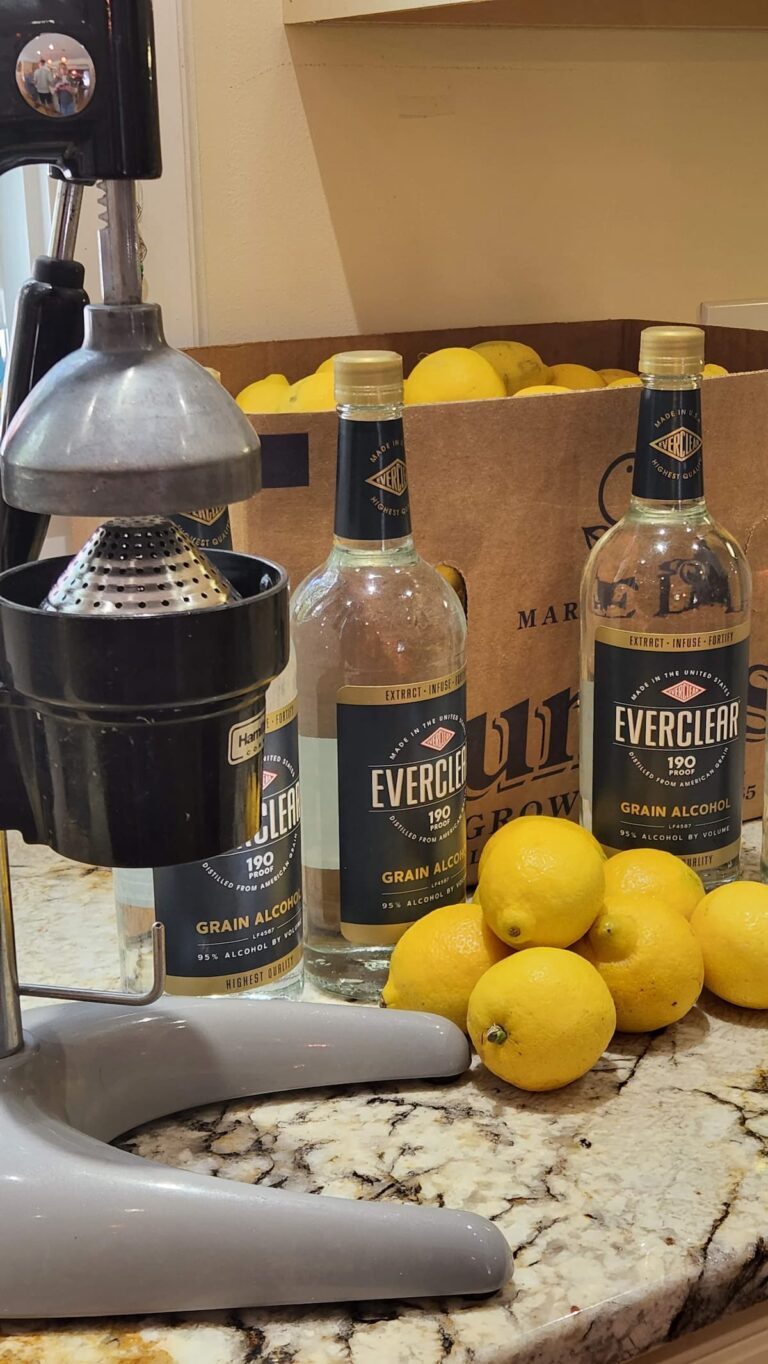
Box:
left=2, top=827, right=768, bottom=1364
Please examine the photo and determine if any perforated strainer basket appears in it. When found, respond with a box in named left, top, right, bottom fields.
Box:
left=42, top=517, right=238, bottom=615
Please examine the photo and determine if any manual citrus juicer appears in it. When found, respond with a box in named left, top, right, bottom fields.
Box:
left=0, top=0, right=508, bottom=1317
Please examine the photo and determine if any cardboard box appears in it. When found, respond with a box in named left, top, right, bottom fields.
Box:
left=190, top=319, right=768, bottom=883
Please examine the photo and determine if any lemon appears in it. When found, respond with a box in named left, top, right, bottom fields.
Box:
left=315, top=355, right=338, bottom=374
left=435, top=563, right=467, bottom=611
left=235, top=374, right=290, bottom=413
left=599, top=368, right=637, bottom=384
left=381, top=902, right=510, bottom=1031
left=576, top=897, right=704, bottom=1032
left=549, top=363, right=605, bottom=391
left=703, top=363, right=729, bottom=379
left=468, top=948, right=616, bottom=1091
left=691, top=882, right=768, bottom=1008
left=478, top=815, right=606, bottom=948
left=512, top=384, right=571, bottom=397
left=607, top=377, right=643, bottom=388
left=405, top=348, right=505, bottom=404
left=477, top=814, right=539, bottom=881
left=605, top=849, right=704, bottom=921
left=282, top=371, right=336, bottom=413
left=471, top=341, right=551, bottom=395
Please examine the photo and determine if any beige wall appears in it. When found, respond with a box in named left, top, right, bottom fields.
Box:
left=186, top=4, right=768, bottom=347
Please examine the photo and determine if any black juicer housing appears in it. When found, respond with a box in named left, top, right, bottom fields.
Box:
left=0, top=552, right=288, bottom=869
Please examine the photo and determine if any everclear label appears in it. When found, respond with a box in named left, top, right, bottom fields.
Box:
left=337, top=670, right=467, bottom=942
left=334, top=417, right=413, bottom=543
left=154, top=701, right=302, bottom=994
left=592, top=624, right=749, bottom=871
left=171, top=507, right=233, bottom=550
left=632, top=388, right=704, bottom=503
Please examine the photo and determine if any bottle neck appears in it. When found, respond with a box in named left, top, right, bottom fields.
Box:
left=333, top=403, right=414, bottom=552
left=631, top=373, right=705, bottom=511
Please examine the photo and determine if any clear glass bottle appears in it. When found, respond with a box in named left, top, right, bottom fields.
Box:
left=292, top=351, right=467, bottom=1000
left=580, top=325, right=751, bottom=890
left=115, top=650, right=304, bottom=998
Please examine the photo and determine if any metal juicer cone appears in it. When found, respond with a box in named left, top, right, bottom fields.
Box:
left=42, top=518, right=239, bottom=615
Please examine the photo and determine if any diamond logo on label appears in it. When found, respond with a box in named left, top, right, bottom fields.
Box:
left=262, top=770, right=278, bottom=790
left=421, top=726, right=455, bottom=752
left=661, top=680, right=706, bottom=703
left=180, top=505, right=226, bottom=526
left=649, top=427, right=703, bottom=463
left=366, top=459, right=408, bottom=497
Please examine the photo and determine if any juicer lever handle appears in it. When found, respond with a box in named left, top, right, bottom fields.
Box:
left=0, top=258, right=89, bottom=571
left=1, top=259, right=89, bottom=435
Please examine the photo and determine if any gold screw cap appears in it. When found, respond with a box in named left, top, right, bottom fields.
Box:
left=334, top=350, right=403, bottom=407
left=639, top=325, right=705, bottom=377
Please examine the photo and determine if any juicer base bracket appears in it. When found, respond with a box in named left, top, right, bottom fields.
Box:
left=0, top=996, right=511, bottom=1316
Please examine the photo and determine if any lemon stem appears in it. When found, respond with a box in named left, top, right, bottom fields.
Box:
left=485, top=1024, right=507, bottom=1045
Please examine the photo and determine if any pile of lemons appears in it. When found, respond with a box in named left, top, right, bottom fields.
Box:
left=381, top=815, right=768, bottom=1092
left=234, top=341, right=729, bottom=414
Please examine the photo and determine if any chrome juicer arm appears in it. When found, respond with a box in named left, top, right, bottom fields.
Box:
left=98, top=179, right=144, bottom=304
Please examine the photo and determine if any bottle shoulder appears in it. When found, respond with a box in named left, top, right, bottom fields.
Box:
left=584, top=508, right=751, bottom=576
left=292, top=551, right=466, bottom=626
left=581, top=506, right=751, bottom=631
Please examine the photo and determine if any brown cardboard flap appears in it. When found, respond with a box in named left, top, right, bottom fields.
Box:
left=190, top=318, right=768, bottom=397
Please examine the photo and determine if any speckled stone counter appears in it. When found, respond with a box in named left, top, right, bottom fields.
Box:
left=1, top=826, right=767, bottom=1364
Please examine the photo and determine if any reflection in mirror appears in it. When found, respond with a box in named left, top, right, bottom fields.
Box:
left=15, top=33, right=96, bottom=118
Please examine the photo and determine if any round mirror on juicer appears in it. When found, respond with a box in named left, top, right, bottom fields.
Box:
left=15, top=34, right=96, bottom=118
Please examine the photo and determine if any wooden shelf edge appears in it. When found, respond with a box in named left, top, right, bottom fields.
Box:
left=283, top=0, right=768, bottom=27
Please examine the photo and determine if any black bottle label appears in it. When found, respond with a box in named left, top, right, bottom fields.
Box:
left=591, top=624, right=749, bottom=872
left=334, top=418, right=413, bottom=542
left=336, top=670, right=466, bottom=940
left=153, top=701, right=302, bottom=993
left=632, top=388, right=704, bottom=502
left=171, top=506, right=233, bottom=550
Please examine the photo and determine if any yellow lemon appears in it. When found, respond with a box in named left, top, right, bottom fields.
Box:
left=691, top=882, right=768, bottom=1008
left=703, top=363, right=729, bottom=379
left=381, top=902, right=511, bottom=1032
left=477, top=814, right=540, bottom=881
left=434, top=563, right=467, bottom=612
left=599, top=368, right=637, bottom=384
left=235, top=374, right=290, bottom=413
left=471, top=340, right=551, bottom=395
left=604, top=849, right=704, bottom=921
left=607, top=376, right=643, bottom=388
left=512, top=384, right=571, bottom=397
left=478, top=815, right=606, bottom=948
left=315, top=355, right=339, bottom=374
left=468, top=948, right=616, bottom=1091
left=549, top=363, right=605, bottom=390
left=405, top=348, right=505, bottom=404
left=576, top=897, right=704, bottom=1032
left=282, top=371, right=336, bottom=413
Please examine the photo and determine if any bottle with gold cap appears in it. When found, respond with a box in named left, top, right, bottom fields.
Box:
left=580, top=325, right=750, bottom=888
left=292, top=350, right=467, bottom=998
